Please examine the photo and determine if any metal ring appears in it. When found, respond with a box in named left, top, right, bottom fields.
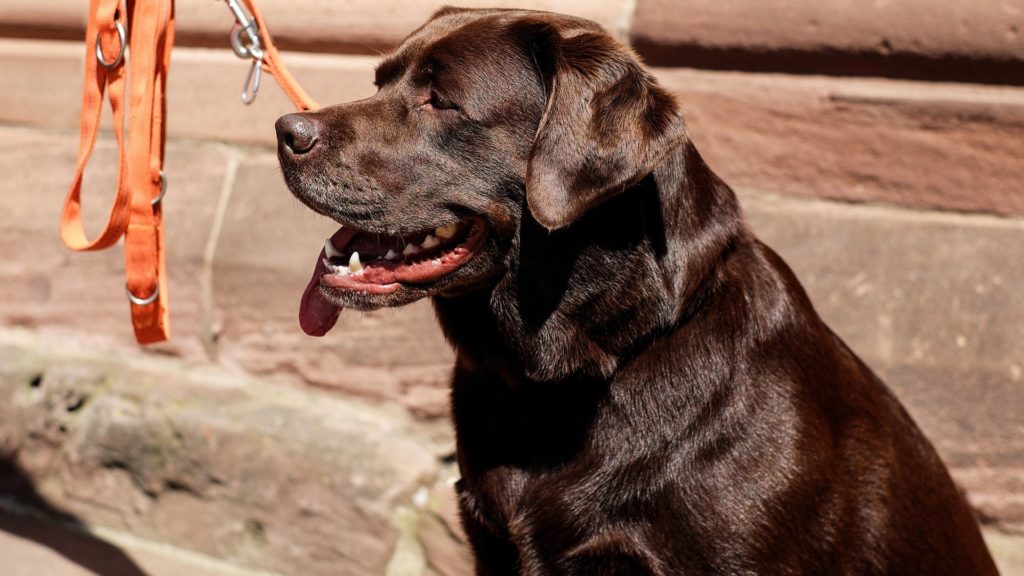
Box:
left=95, top=20, right=127, bottom=69
left=151, top=171, right=167, bottom=206
left=126, top=284, right=160, bottom=306
left=230, top=22, right=263, bottom=60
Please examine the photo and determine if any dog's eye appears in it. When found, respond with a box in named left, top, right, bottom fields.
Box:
left=422, top=90, right=458, bottom=112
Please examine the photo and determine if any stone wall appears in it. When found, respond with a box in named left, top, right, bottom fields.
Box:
left=0, top=1, right=1022, bottom=575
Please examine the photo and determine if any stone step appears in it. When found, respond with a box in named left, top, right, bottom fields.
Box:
left=0, top=328, right=1021, bottom=575
left=1, top=39, right=1021, bottom=216
left=741, top=192, right=1024, bottom=533
left=631, top=0, right=1024, bottom=85
left=1, top=0, right=1020, bottom=85
left=0, top=329, right=459, bottom=576
left=0, top=507, right=282, bottom=576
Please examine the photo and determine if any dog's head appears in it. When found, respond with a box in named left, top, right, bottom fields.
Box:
left=277, top=8, right=684, bottom=337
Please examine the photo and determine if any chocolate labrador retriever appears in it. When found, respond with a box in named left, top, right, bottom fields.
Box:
left=275, top=7, right=998, bottom=575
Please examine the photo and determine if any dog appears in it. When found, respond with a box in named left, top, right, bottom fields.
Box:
left=275, top=8, right=998, bottom=575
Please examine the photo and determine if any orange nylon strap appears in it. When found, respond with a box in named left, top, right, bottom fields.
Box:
left=60, top=0, right=130, bottom=251
left=241, top=0, right=319, bottom=111
left=124, top=0, right=173, bottom=343
left=59, top=0, right=174, bottom=344
left=61, top=0, right=314, bottom=345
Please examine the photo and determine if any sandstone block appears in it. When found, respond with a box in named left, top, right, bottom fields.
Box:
left=744, top=191, right=1024, bottom=532
left=0, top=0, right=630, bottom=51
left=632, top=0, right=1024, bottom=84
left=660, top=69, right=1024, bottom=216
left=4, top=40, right=1021, bottom=217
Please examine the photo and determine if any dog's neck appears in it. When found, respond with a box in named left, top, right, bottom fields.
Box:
left=433, top=141, right=743, bottom=384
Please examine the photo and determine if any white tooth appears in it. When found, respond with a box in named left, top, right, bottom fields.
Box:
left=349, top=251, right=363, bottom=273
left=432, top=259, right=441, bottom=266
left=421, top=235, right=440, bottom=249
left=324, top=239, right=342, bottom=259
left=323, top=258, right=350, bottom=276
left=385, top=249, right=398, bottom=261
left=435, top=223, right=459, bottom=239
left=402, top=243, right=420, bottom=256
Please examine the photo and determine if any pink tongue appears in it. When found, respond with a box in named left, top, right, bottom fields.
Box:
left=299, top=228, right=358, bottom=336
left=299, top=250, right=341, bottom=336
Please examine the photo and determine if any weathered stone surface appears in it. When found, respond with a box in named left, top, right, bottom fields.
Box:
left=743, top=191, right=1024, bottom=532
left=419, top=465, right=472, bottom=576
left=211, top=153, right=455, bottom=417
left=660, top=69, right=1024, bottom=217
left=632, top=0, right=1024, bottom=84
left=0, top=509, right=276, bottom=576
left=0, top=125, right=229, bottom=359
left=0, top=328, right=442, bottom=576
left=987, top=529, right=1024, bottom=576
left=0, top=0, right=631, bottom=51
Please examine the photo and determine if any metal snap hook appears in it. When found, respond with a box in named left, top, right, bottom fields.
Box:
left=151, top=171, right=167, bottom=206
left=95, top=19, right=127, bottom=69
left=225, top=0, right=263, bottom=61
left=126, top=283, right=160, bottom=306
left=230, top=21, right=263, bottom=60
left=241, top=58, right=263, bottom=105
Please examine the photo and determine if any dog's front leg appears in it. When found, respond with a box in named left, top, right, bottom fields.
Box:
left=456, top=480, right=521, bottom=576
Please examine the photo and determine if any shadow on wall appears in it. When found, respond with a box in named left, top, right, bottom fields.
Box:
left=0, top=457, right=151, bottom=576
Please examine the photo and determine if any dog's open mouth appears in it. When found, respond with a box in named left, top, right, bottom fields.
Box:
left=299, top=218, right=487, bottom=336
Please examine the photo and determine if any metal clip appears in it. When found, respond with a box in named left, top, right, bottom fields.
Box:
left=242, top=57, right=263, bottom=105
left=222, top=0, right=264, bottom=105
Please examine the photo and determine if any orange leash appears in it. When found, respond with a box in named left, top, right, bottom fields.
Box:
left=60, top=0, right=173, bottom=344
left=60, top=0, right=316, bottom=344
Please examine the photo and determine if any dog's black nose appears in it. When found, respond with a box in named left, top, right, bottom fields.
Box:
left=276, top=113, right=320, bottom=155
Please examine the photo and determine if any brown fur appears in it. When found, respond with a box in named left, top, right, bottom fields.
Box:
left=276, top=8, right=998, bottom=575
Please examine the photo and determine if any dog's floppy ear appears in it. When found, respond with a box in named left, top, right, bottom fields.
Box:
left=522, top=20, right=685, bottom=230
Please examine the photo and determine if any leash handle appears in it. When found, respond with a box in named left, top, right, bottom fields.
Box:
left=60, top=0, right=131, bottom=252
left=60, top=0, right=174, bottom=344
